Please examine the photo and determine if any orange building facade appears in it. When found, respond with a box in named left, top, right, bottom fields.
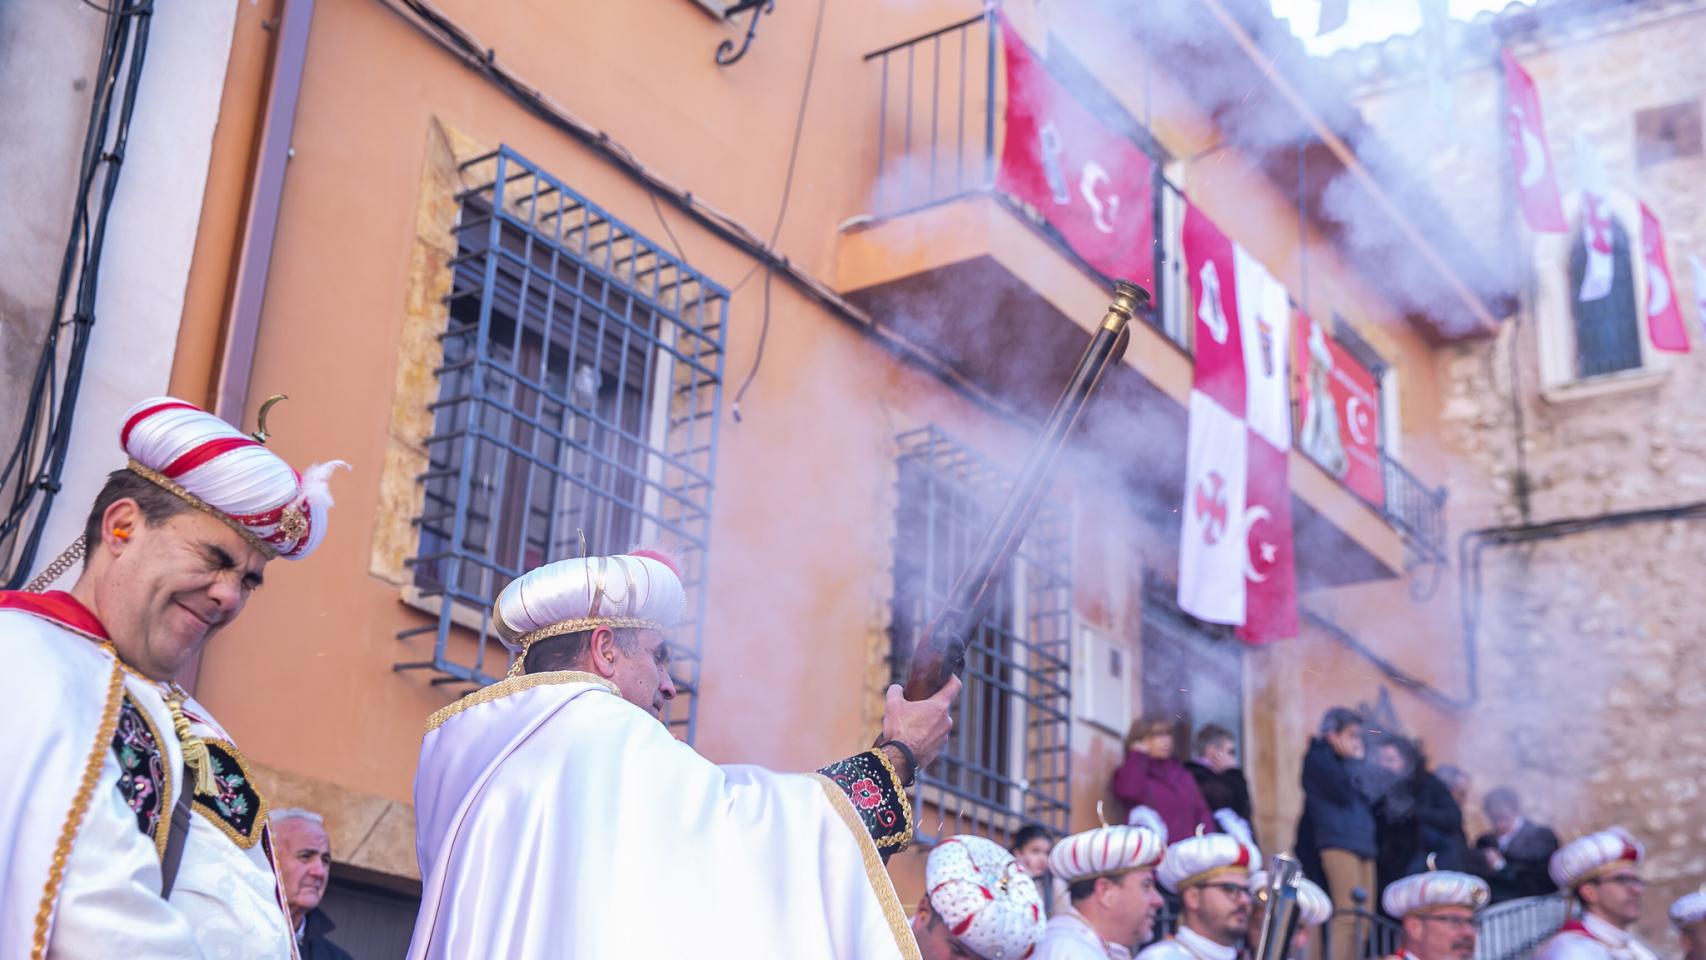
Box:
left=119, top=0, right=1517, bottom=945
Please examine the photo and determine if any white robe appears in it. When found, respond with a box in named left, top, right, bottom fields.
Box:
left=0, top=600, right=294, bottom=960
left=1033, top=906, right=1132, bottom=960
left=1134, top=926, right=1239, bottom=960
left=407, top=671, right=918, bottom=959
left=1535, top=914, right=1660, bottom=960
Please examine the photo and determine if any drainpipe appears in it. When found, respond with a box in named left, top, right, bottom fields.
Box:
left=212, top=0, right=314, bottom=425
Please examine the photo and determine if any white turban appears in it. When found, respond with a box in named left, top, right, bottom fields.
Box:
left=1157, top=833, right=1261, bottom=893
left=1049, top=825, right=1166, bottom=884
left=1250, top=870, right=1333, bottom=928
left=494, top=552, right=686, bottom=652
left=1126, top=805, right=1169, bottom=846
left=121, top=397, right=345, bottom=561
left=1550, top=827, right=1643, bottom=891
left=1669, top=887, right=1706, bottom=930
left=1381, top=871, right=1490, bottom=918
left=924, top=835, right=1045, bottom=960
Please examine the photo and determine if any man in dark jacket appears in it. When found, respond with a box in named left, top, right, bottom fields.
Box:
left=1296, top=707, right=1376, bottom=960
left=274, top=808, right=357, bottom=960
left=1184, top=724, right=1257, bottom=845
left=1473, top=787, right=1561, bottom=903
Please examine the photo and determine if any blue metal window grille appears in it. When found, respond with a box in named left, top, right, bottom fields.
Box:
left=398, top=146, right=727, bottom=743
left=888, top=426, right=1072, bottom=844
left=1568, top=216, right=1643, bottom=379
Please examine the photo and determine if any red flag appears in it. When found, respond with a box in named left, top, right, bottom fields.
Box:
left=1501, top=49, right=1567, bottom=233
left=1238, top=435, right=1297, bottom=644
left=1184, top=203, right=1245, bottom=416
left=1641, top=202, right=1690, bottom=353
left=1295, top=311, right=1384, bottom=508
left=996, top=20, right=1155, bottom=290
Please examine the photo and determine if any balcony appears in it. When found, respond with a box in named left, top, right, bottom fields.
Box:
left=840, top=15, right=1446, bottom=581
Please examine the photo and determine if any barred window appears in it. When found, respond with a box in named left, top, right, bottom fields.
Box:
left=888, top=427, right=1072, bottom=843
left=402, top=147, right=726, bottom=741
left=1567, top=216, right=1643, bottom=379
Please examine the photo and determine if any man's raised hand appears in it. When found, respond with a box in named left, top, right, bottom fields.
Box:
left=879, top=675, right=962, bottom=778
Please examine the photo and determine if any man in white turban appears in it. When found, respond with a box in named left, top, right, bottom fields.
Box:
left=1536, top=828, right=1658, bottom=960
left=1378, top=869, right=1489, bottom=960
left=1034, top=825, right=1167, bottom=960
left=912, top=835, right=1046, bottom=960
left=407, top=551, right=961, bottom=959
left=1138, top=833, right=1261, bottom=960
left=0, top=396, right=346, bottom=959
left=1246, top=868, right=1332, bottom=960
left=1671, top=885, right=1706, bottom=960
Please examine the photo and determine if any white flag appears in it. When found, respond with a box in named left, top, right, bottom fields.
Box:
left=1178, top=391, right=1248, bottom=625
left=1235, top=246, right=1293, bottom=452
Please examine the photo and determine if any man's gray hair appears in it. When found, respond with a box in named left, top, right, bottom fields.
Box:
left=271, top=807, right=326, bottom=827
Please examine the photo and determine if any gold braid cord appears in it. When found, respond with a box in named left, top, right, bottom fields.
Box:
left=32, top=663, right=125, bottom=959
left=23, top=537, right=87, bottom=594
left=169, top=697, right=218, bottom=795
left=126, top=460, right=279, bottom=561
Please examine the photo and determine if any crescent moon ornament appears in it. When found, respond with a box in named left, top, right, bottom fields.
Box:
left=251, top=394, right=289, bottom=444
left=1648, top=256, right=1672, bottom=317
left=1242, top=505, right=1271, bottom=583
left=1346, top=396, right=1371, bottom=446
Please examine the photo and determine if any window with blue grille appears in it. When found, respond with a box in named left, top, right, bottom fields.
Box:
left=400, top=147, right=726, bottom=742
left=1568, top=216, right=1643, bottom=379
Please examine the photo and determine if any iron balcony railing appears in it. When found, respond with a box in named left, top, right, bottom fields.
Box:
left=1380, top=450, right=1447, bottom=563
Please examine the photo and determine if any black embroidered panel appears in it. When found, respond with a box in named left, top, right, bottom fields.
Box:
left=817, top=749, right=912, bottom=851
left=193, top=739, right=268, bottom=849
left=111, top=694, right=169, bottom=853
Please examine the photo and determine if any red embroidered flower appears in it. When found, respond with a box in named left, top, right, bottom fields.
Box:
left=850, top=777, right=884, bottom=810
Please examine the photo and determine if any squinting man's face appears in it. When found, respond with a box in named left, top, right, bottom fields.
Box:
left=1187, top=874, right=1252, bottom=946
left=100, top=509, right=267, bottom=681
left=273, top=818, right=332, bottom=919
left=611, top=628, right=678, bottom=717
left=1584, top=870, right=1645, bottom=928
left=1406, top=907, right=1478, bottom=959
left=1015, top=837, right=1052, bottom=878
left=1110, top=868, right=1166, bottom=944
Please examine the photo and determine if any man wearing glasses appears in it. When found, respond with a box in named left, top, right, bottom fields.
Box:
left=1137, top=833, right=1261, bottom=960
left=1536, top=828, right=1659, bottom=960
left=1379, top=869, right=1489, bottom=960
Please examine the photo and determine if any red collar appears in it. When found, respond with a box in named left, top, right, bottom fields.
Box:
left=0, top=590, right=110, bottom=641
left=1561, top=918, right=1612, bottom=945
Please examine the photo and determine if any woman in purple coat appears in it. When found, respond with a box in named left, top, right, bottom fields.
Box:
left=1112, top=717, right=1214, bottom=843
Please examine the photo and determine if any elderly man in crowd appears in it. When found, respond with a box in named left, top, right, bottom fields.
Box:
left=1535, top=828, right=1658, bottom=960
left=1473, top=787, right=1560, bottom=903
left=1035, top=824, right=1167, bottom=959
left=912, top=835, right=1046, bottom=960
left=1672, top=885, right=1706, bottom=960
left=1379, top=869, right=1489, bottom=960
left=1137, top=833, right=1260, bottom=960
left=272, top=808, right=353, bottom=960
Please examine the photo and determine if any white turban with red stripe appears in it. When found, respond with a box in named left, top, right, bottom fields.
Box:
left=924, top=835, right=1044, bottom=960
left=1157, top=833, right=1260, bottom=893
left=1250, top=870, right=1333, bottom=928
left=121, top=397, right=345, bottom=561
left=1549, top=827, right=1643, bottom=891
left=1048, top=825, right=1166, bottom=884
left=494, top=552, right=686, bottom=652
left=1671, top=887, right=1706, bottom=930
left=1380, top=870, right=1490, bottom=918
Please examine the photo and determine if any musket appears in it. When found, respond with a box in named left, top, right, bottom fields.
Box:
left=902, top=281, right=1147, bottom=701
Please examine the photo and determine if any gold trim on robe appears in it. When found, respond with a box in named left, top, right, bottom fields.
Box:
left=424, top=670, right=619, bottom=733
left=811, top=773, right=924, bottom=960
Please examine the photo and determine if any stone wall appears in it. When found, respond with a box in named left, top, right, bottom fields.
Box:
left=1349, top=0, right=1706, bottom=947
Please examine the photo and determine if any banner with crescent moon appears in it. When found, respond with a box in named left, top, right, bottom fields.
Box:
left=1501, top=49, right=1567, bottom=234
left=995, top=19, right=1156, bottom=292
left=1640, top=202, right=1690, bottom=353
left=1294, top=311, right=1384, bottom=508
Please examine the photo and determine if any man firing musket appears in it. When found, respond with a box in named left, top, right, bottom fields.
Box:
left=406, top=283, right=1147, bottom=958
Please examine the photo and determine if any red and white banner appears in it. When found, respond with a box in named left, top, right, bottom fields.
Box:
left=1579, top=190, right=1616, bottom=303
left=1295, top=311, right=1384, bottom=508
left=1501, top=49, right=1567, bottom=234
left=1177, top=204, right=1297, bottom=639
left=997, top=20, right=1155, bottom=291
left=1640, top=202, right=1690, bottom=353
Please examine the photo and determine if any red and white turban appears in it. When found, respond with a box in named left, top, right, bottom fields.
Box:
left=495, top=551, right=686, bottom=653
left=121, top=397, right=345, bottom=561
left=1048, top=825, right=1166, bottom=885
left=1157, top=834, right=1261, bottom=893
left=924, top=835, right=1045, bottom=960
left=1670, top=886, right=1706, bottom=930
left=1550, top=827, right=1643, bottom=890
left=1380, top=871, right=1490, bottom=918
left=1250, top=870, right=1333, bottom=928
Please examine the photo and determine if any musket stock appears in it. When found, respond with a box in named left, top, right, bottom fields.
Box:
left=901, top=281, right=1147, bottom=701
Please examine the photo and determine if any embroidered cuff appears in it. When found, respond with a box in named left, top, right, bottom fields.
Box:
left=817, top=749, right=913, bottom=851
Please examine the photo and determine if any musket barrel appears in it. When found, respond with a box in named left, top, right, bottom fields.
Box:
left=901, top=281, right=1147, bottom=701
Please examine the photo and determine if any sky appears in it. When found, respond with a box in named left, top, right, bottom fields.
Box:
left=1268, top=0, right=1538, bottom=56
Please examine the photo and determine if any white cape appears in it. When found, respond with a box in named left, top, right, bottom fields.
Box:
left=408, top=672, right=918, bottom=959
